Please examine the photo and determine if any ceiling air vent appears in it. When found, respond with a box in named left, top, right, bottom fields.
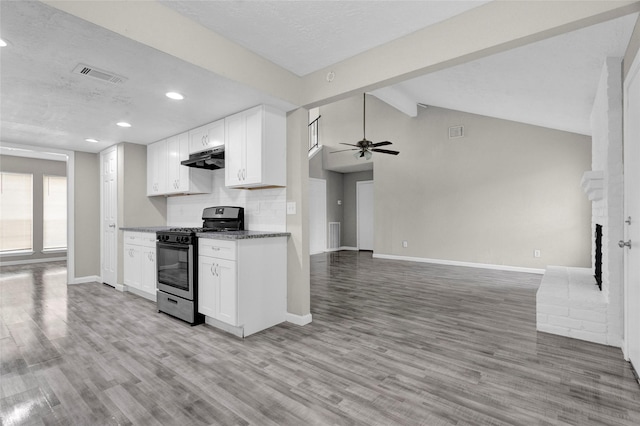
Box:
left=448, top=125, right=464, bottom=139
left=72, top=63, right=127, bottom=84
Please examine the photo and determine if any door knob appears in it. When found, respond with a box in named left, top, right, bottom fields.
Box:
left=618, top=240, right=632, bottom=248
left=626, top=216, right=632, bottom=225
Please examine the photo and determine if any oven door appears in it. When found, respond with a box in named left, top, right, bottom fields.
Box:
left=156, top=241, right=194, bottom=300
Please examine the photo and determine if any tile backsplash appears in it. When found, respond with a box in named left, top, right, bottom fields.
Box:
left=166, top=169, right=286, bottom=231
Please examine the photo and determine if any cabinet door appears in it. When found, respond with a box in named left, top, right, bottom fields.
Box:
left=147, top=141, right=167, bottom=196
left=198, top=256, right=218, bottom=318
left=216, top=258, right=237, bottom=325
left=189, top=125, right=207, bottom=154
left=176, top=132, right=190, bottom=193
left=141, top=247, right=157, bottom=296
left=123, top=244, right=142, bottom=290
left=165, top=135, right=181, bottom=193
left=205, top=119, right=225, bottom=150
left=242, top=106, right=262, bottom=185
left=225, top=112, right=244, bottom=187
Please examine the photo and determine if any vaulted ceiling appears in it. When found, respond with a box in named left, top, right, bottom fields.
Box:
left=1, top=1, right=638, bottom=154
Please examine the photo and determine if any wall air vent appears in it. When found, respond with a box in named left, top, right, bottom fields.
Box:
left=72, top=63, right=127, bottom=84
left=448, top=125, right=464, bottom=139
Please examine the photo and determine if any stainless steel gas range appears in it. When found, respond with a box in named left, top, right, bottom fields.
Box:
left=155, top=206, right=244, bottom=325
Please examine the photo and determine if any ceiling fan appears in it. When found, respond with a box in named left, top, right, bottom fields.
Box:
left=331, top=93, right=400, bottom=159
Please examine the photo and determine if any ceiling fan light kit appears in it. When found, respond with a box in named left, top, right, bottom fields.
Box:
left=331, top=93, right=400, bottom=159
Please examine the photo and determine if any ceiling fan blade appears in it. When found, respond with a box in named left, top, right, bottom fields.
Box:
left=340, top=143, right=360, bottom=147
left=371, top=141, right=392, bottom=147
left=372, top=148, right=400, bottom=155
left=330, top=148, right=359, bottom=153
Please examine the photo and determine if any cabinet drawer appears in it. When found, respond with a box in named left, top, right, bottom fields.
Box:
left=124, top=231, right=156, bottom=247
left=199, top=238, right=236, bottom=261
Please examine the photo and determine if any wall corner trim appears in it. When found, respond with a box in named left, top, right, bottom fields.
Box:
left=286, top=312, right=313, bottom=326
left=372, top=253, right=545, bottom=275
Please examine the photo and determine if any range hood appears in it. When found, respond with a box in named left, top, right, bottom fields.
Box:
left=181, top=147, right=225, bottom=170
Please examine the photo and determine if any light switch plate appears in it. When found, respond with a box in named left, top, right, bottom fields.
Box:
left=286, top=202, right=297, bottom=215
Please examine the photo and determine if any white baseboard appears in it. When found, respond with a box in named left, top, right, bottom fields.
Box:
left=325, top=246, right=358, bottom=252
left=372, top=253, right=545, bottom=275
left=69, top=275, right=101, bottom=285
left=113, top=283, right=125, bottom=292
left=286, top=312, right=313, bottom=326
left=0, top=256, right=67, bottom=267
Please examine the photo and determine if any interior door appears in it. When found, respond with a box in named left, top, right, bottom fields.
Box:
left=100, top=146, right=118, bottom=287
left=309, top=178, right=327, bottom=254
left=624, top=53, right=640, bottom=371
left=357, top=180, right=374, bottom=251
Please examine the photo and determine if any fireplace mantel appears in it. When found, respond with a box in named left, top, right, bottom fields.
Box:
left=580, top=170, right=604, bottom=201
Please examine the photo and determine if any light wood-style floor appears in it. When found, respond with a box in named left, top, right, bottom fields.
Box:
left=1, top=252, right=640, bottom=425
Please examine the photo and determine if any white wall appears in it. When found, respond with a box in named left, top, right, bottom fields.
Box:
left=167, top=169, right=286, bottom=231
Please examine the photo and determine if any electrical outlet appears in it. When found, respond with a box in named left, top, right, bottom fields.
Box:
left=534, top=249, right=541, bottom=258
left=286, top=202, right=296, bottom=215
left=402, top=241, right=408, bottom=248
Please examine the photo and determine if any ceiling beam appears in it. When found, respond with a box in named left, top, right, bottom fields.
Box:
left=41, top=0, right=302, bottom=107
left=299, top=0, right=640, bottom=108
left=370, top=87, right=418, bottom=117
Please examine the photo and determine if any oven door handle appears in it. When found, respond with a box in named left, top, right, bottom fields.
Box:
left=156, top=241, right=190, bottom=249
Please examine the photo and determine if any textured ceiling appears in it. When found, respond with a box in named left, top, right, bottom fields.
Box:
left=396, top=12, right=638, bottom=135
left=160, top=0, right=490, bottom=76
left=0, top=1, right=638, bottom=154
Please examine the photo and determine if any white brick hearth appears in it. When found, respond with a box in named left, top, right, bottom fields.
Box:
left=536, top=57, right=623, bottom=348
left=537, top=266, right=608, bottom=345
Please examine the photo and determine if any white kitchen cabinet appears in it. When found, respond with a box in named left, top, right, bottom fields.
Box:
left=197, top=236, right=287, bottom=337
left=123, top=231, right=157, bottom=301
left=146, top=140, right=167, bottom=196
left=189, top=119, right=225, bottom=154
left=147, top=132, right=211, bottom=196
left=198, top=255, right=237, bottom=324
left=225, top=105, right=286, bottom=189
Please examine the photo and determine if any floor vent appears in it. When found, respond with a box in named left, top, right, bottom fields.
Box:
left=72, top=63, right=127, bottom=84
left=328, top=222, right=340, bottom=250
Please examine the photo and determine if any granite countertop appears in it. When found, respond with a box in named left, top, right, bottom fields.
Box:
left=197, top=230, right=290, bottom=240
left=120, top=227, right=290, bottom=240
left=120, top=226, right=172, bottom=233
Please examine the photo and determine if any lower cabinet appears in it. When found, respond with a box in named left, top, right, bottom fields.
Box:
left=198, top=237, right=287, bottom=337
left=198, top=255, right=237, bottom=324
left=123, top=231, right=157, bottom=301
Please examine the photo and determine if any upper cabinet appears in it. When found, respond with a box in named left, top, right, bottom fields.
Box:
left=147, top=140, right=167, bottom=196
left=225, top=105, right=286, bottom=189
left=189, top=119, right=225, bottom=154
left=147, top=132, right=212, bottom=197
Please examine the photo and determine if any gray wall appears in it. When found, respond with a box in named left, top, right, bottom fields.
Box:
left=0, top=155, right=67, bottom=262
left=342, top=170, right=374, bottom=248
left=320, top=95, right=592, bottom=269
left=74, top=151, right=100, bottom=278
left=309, top=151, right=344, bottom=241
left=116, top=143, right=167, bottom=284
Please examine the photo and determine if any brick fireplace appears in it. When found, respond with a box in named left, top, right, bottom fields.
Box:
left=536, top=58, right=623, bottom=347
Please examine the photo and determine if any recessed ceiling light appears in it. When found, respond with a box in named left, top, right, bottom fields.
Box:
left=116, top=122, right=132, bottom=128
left=0, top=39, right=7, bottom=47
left=85, top=138, right=99, bottom=143
left=165, top=92, right=184, bottom=100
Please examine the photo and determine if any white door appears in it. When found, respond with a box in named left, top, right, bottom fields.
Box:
left=624, top=54, right=640, bottom=371
left=101, top=146, right=118, bottom=287
left=357, top=180, right=374, bottom=251
left=309, top=178, right=327, bottom=254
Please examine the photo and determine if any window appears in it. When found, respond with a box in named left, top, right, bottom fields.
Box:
left=43, top=175, right=67, bottom=250
left=0, top=172, right=33, bottom=252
